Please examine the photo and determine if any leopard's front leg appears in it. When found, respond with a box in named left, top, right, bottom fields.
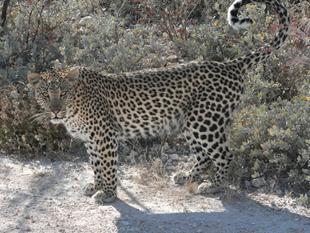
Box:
left=83, top=134, right=118, bottom=204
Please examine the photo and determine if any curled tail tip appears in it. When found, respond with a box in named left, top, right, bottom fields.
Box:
left=228, top=17, right=253, bottom=31
left=227, top=0, right=253, bottom=30
left=227, top=0, right=289, bottom=50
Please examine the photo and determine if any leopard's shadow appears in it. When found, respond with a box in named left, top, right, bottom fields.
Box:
left=112, top=185, right=309, bottom=233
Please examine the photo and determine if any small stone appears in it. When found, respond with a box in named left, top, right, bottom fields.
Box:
left=167, top=159, right=173, bottom=165
left=10, top=90, right=19, bottom=99
left=166, top=55, right=178, bottom=63
left=169, top=154, right=179, bottom=160
left=162, top=143, right=170, bottom=151
left=252, top=177, right=266, bottom=188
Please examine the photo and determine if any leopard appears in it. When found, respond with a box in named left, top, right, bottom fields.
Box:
left=28, top=0, right=289, bottom=204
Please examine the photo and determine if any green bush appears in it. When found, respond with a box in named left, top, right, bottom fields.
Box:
left=231, top=99, right=310, bottom=194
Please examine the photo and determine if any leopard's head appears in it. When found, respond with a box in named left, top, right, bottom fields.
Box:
left=28, top=67, right=80, bottom=124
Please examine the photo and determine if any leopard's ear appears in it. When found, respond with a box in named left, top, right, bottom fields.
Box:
left=27, top=73, right=42, bottom=89
left=66, top=67, right=80, bottom=84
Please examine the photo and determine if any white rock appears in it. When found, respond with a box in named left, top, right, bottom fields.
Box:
left=78, top=16, right=93, bottom=26
left=169, top=154, right=179, bottom=160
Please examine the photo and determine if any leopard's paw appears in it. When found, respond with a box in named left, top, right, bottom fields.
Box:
left=197, top=182, right=222, bottom=195
left=93, top=190, right=117, bottom=204
left=82, top=183, right=97, bottom=197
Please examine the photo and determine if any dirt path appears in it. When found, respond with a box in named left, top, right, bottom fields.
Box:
left=0, top=156, right=309, bottom=233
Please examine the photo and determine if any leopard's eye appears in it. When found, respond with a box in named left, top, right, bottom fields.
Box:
left=42, top=92, right=49, bottom=98
left=60, top=91, right=67, bottom=97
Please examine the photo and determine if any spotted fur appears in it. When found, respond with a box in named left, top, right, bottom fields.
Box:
left=28, top=0, right=289, bottom=203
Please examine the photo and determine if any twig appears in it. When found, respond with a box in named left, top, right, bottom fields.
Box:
left=1, top=0, right=10, bottom=27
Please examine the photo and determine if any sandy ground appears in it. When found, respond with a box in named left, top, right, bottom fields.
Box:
left=0, top=155, right=309, bottom=233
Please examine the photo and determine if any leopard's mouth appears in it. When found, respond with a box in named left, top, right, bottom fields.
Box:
left=50, top=112, right=65, bottom=124
left=50, top=117, right=64, bottom=124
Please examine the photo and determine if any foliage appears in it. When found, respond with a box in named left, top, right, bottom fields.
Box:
left=230, top=99, right=310, bottom=195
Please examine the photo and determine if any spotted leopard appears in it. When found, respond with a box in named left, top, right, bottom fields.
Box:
left=28, top=0, right=289, bottom=203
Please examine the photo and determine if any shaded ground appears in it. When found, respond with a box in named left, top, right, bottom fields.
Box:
left=0, top=155, right=309, bottom=233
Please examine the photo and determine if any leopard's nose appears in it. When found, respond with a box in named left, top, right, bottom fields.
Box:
left=51, top=110, right=61, bottom=118
left=50, top=103, right=62, bottom=116
left=53, top=110, right=60, bottom=115
left=50, top=105, right=61, bottom=116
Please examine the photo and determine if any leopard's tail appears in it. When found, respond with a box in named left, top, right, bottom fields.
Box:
left=227, top=0, right=289, bottom=72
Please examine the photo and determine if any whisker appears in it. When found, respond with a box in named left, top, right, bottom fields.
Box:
left=29, top=112, right=50, bottom=123
left=29, top=113, right=44, bottom=120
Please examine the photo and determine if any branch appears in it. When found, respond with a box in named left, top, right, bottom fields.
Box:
left=1, top=0, right=10, bottom=27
